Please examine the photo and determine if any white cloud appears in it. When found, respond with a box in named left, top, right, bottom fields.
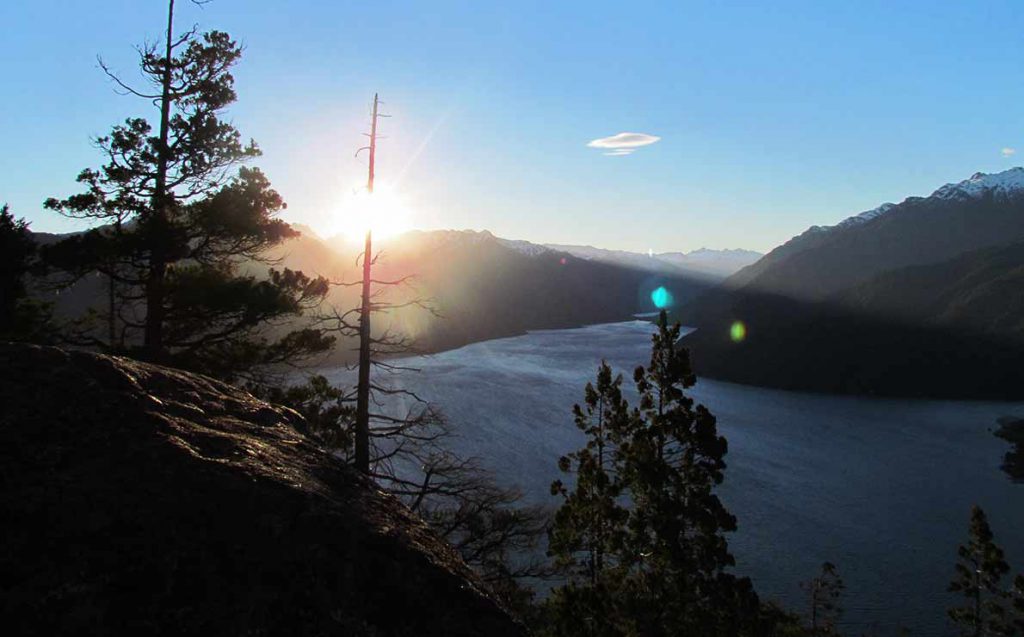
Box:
left=587, top=132, right=661, bottom=155
left=1003, top=147, right=1017, bottom=157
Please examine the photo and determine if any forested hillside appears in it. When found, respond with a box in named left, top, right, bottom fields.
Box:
left=679, top=169, right=1024, bottom=399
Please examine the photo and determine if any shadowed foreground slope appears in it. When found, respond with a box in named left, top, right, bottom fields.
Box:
left=0, top=343, right=523, bottom=637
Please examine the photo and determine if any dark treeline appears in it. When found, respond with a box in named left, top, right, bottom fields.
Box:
left=678, top=286, right=1024, bottom=401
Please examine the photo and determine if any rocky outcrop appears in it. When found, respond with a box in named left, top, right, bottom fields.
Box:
left=0, top=343, right=524, bottom=636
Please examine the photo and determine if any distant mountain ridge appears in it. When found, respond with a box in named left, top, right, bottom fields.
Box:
left=680, top=167, right=1024, bottom=399
left=311, top=228, right=716, bottom=356
left=729, top=167, right=1024, bottom=300
left=538, top=242, right=761, bottom=279
left=315, top=230, right=760, bottom=280
left=34, top=225, right=718, bottom=361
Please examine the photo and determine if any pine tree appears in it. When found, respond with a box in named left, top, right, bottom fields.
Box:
left=43, top=1, right=331, bottom=380
left=948, top=506, right=1010, bottom=637
left=801, top=562, right=844, bottom=635
left=0, top=205, right=53, bottom=342
left=545, top=360, right=632, bottom=635
left=0, top=205, right=35, bottom=334
left=619, top=309, right=756, bottom=635
left=1009, top=575, right=1024, bottom=636
left=546, top=311, right=760, bottom=635
left=550, top=360, right=631, bottom=583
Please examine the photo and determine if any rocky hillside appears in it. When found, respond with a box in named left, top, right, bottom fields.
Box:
left=0, top=343, right=524, bottom=636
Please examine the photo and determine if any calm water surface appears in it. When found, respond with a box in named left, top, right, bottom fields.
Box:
left=319, top=321, right=1024, bottom=634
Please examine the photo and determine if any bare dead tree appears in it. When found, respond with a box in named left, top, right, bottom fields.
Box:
left=270, top=248, right=554, bottom=605
left=271, top=362, right=554, bottom=606
left=351, top=93, right=391, bottom=474
left=248, top=95, right=554, bottom=607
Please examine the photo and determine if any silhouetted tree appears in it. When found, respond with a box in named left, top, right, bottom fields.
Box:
left=545, top=360, right=632, bottom=635
left=0, top=204, right=53, bottom=342
left=543, top=311, right=762, bottom=636
left=43, top=1, right=331, bottom=379
left=948, top=506, right=1010, bottom=637
left=801, top=562, right=845, bottom=635
left=549, top=360, right=631, bottom=583
left=1008, top=575, right=1024, bottom=636
left=618, top=309, right=758, bottom=635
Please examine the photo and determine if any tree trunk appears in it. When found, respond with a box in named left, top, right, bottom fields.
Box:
left=143, top=0, right=175, bottom=360
left=107, top=273, right=116, bottom=349
left=354, top=230, right=372, bottom=473
left=353, top=93, right=379, bottom=475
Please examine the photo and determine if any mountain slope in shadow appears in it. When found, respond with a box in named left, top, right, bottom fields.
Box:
left=679, top=169, right=1024, bottom=400
left=679, top=286, right=1024, bottom=400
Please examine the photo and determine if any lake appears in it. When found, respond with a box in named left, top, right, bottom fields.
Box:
left=318, top=321, right=1024, bottom=634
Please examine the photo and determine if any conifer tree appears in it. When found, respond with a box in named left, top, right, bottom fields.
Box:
left=1008, top=575, right=1024, bottom=636
left=619, top=309, right=756, bottom=635
left=801, top=561, right=845, bottom=635
left=0, top=204, right=53, bottom=342
left=0, top=205, right=35, bottom=334
left=545, top=360, right=632, bottom=636
left=948, top=506, right=1010, bottom=637
left=544, top=311, right=761, bottom=636
left=549, top=360, right=631, bottom=583
left=43, top=1, right=331, bottom=379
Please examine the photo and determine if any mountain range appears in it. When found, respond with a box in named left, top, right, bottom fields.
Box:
left=531, top=242, right=761, bottom=279
left=679, top=167, right=1024, bottom=399
left=273, top=229, right=723, bottom=358
left=35, top=226, right=729, bottom=361
left=30, top=167, right=1024, bottom=398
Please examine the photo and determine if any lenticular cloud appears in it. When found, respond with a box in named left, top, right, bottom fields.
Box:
left=587, top=132, right=661, bottom=156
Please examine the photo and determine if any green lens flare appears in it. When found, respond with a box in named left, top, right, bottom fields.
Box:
left=730, top=321, right=747, bottom=343
left=651, top=286, right=673, bottom=309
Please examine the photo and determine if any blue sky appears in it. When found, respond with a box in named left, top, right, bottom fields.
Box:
left=2, top=0, right=1023, bottom=253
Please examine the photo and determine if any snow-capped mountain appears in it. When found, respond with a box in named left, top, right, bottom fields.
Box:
left=725, top=166, right=1024, bottom=300
left=732, top=166, right=1024, bottom=290
left=835, top=202, right=897, bottom=229
left=931, top=167, right=1024, bottom=200
left=655, top=248, right=764, bottom=277
left=494, top=235, right=555, bottom=257
left=542, top=243, right=664, bottom=271
left=804, top=202, right=898, bottom=236
left=681, top=167, right=1024, bottom=399
left=801, top=167, right=1024, bottom=238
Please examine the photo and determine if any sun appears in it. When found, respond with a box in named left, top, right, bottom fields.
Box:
left=327, top=182, right=413, bottom=241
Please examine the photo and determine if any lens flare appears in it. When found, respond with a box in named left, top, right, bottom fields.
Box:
left=651, top=286, right=673, bottom=309
left=730, top=321, right=747, bottom=343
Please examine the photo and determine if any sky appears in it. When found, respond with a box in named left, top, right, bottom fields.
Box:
left=2, top=0, right=1024, bottom=254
